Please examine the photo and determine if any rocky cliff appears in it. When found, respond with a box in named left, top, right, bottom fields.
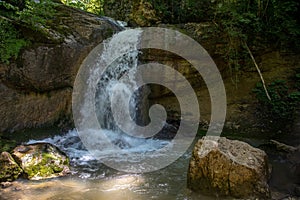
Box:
left=0, top=4, right=121, bottom=132
left=1, top=2, right=299, bottom=136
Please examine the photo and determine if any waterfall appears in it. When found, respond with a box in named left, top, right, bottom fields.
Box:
left=30, top=28, right=168, bottom=172
left=95, top=28, right=143, bottom=132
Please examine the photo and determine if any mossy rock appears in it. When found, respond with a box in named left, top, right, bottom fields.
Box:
left=0, top=152, right=23, bottom=182
left=12, top=143, right=70, bottom=180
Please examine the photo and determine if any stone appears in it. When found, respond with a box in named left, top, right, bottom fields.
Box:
left=295, top=185, right=300, bottom=196
left=0, top=4, right=122, bottom=133
left=187, top=136, right=270, bottom=199
left=0, top=181, right=13, bottom=188
left=103, top=0, right=160, bottom=27
left=0, top=152, right=23, bottom=182
left=128, top=0, right=160, bottom=27
left=12, top=143, right=70, bottom=180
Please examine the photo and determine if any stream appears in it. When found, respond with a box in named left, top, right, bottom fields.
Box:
left=1, top=26, right=217, bottom=200
left=1, top=20, right=299, bottom=200
left=0, top=130, right=217, bottom=200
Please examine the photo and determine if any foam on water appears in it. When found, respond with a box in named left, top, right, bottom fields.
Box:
left=27, top=28, right=173, bottom=174
left=26, top=129, right=171, bottom=177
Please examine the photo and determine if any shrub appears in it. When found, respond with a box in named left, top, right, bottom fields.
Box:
left=253, top=76, right=300, bottom=132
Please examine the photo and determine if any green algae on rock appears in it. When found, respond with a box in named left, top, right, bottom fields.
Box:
left=0, top=152, right=23, bottom=182
left=12, top=143, right=70, bottom=180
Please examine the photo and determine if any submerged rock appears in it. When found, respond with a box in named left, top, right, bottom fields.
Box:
left=0, top=152, right=23, bottom=182
left=187, top=136, right=270, bottom=199
left=12, top=143, right=70, bottom=180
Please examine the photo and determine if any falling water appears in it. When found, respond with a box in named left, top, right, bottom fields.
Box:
left=0, top=27, right=219, bottom=200
left=95, top=28, right=142, bottom=132
left=64, top=28, right=177, bottom=173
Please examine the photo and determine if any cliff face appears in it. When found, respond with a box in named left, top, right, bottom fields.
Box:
left=141, top=23, right=300, bottom=135
left=1, top=3, right=299, bottom=135
left=0, top=4, right=121, bottom=132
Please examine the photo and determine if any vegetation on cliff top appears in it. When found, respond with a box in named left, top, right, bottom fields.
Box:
left=0, top=0, right=58, bottom=63
left=1, top=0, right=299, bottom=63
left=0, top=0, right=299, bottom=133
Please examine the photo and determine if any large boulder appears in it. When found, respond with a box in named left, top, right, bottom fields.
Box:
left=0, top=152, right=23, bottom=182
left=187, top=136, right=270, bottom=199
left=0, top=4, right=122, bottom=132
left=12, top=143, right=70, bottom=180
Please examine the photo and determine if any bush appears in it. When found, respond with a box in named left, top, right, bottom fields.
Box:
left=61, top=0, right=103, bottom=15
left=0, top=0, right=58, bottom=63
left=253, top=76, right=300, bottom=132
left=0, top=19, right=27, bottom=63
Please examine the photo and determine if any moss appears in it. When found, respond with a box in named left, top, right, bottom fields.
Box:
left=0, top=152, right=23, bottom=182
left=63, top=158, right=69, bottom=166
left=0, top=164, right=21, bottom=181
left=23, top=150, right=69, bottom=179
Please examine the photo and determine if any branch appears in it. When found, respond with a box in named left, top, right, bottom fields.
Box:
left=270, top=139, right=298, bottom=152
left=244, top=42, right=272, bottom=101
left=0, top=15, right=14, bottom=22
left=263, top=0, right=270, bottom=18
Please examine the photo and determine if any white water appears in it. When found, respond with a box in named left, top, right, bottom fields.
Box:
left=27, top=130, right=171, bottom=178
left=69, top=27, right=182, bottom=174
left=0, top=27, right=217, bottom=200
left=27, top=28, right=174, bottom=175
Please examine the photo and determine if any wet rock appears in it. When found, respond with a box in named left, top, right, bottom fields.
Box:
left=113, top=139, right=132, bottom=149
left=187, top=136, right=270, bottom=199
left=295, top=185, right=300, bottom=196
left=0, top=181, right=13, bottom=188
left=264, top=141, right=300, bottom=197
left=0, top=152, right=23, bottom=182
left=62, top=136, right=82, bottom=148
left=12, top=143, right=70, bottom=180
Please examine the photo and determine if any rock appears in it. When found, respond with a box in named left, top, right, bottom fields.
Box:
left=0, top=4, right=122, bottom=133
left=187, top=136, right=270, bottom=199
left=128, top=0, right=160, bottom=26
left=295, top=185, right=300, bottom=196
left=103, top=0, right=160, bottom=26
left=0, top=152, right=23, bottom=182
left=12, top=143, right=70, bottom=180
left=0, top=85, right=73, bottom=133
left=0, top=181, right=13, bottom=188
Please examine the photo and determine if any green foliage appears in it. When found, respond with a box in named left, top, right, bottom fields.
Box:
left=214, top=0, right=300, bottom=49
left=0, top=0, right=58, bottom=63
left=212, top=0, right=300, bottom=84
left=62, top=0, right=103, bottom=15
left=17, top=0, right=58, bottom=29
left=0, top=19, right=28, bottom=63
left=150, top=0, right=213, bottom=23
left=253, top=76, right=300, bottom=132
left=266, top=0, right=300, bottom=49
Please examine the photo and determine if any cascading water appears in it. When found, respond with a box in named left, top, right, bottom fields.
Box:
left=95, top=29, right=142, bottom=132
left=0, top=25, right=218, bottom=200
left=80, top=28, right=172, bottom=161
left=26, top=29, right=172, bottom=175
